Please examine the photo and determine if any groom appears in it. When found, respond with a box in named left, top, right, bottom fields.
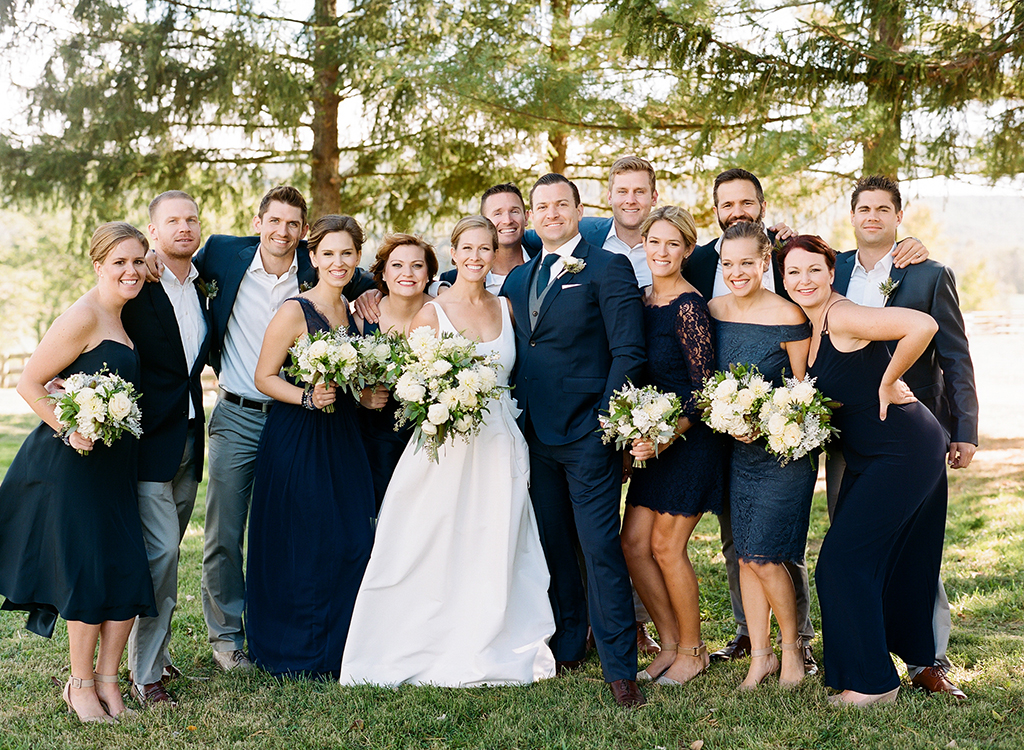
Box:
left=502, top=173, right=647, bottom=707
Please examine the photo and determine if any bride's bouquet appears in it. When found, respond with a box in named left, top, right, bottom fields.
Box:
left=49, top=368, right=143, bottom=455
left=285, top=329, right=360, bottom=412
left=757, top=375, right=840, bottom=465
left=351, top=329, right=406, bottom=394
left=392, top=326, right=504, bottom=462
left=598, top=381, right=683, bottom=468
left=697, top=363, right=773, bottom=438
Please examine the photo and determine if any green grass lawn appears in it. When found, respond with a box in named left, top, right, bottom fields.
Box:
left=1, top=412, right=1021, bottom=749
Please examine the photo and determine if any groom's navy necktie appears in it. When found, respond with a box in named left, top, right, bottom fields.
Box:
left=535, top=253, right=559, bottom=296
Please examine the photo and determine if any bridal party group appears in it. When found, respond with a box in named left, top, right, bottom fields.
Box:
left=0, top=158, right=977, bottom=720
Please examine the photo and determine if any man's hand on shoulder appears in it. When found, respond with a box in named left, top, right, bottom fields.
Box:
left=768, top=222, right=795, bottom=242
left=353, top=288, right=383, bottom=323
left=893, top=237, right=929, bottom=268
left=144, top=249, right=164, bottom=283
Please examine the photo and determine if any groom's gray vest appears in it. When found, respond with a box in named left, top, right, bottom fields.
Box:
left=528, top=259, right=557, bottom=331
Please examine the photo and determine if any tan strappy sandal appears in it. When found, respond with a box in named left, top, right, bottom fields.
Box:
left=655, top=641, right=708, bottom=686
left=637, top=642, right=677, bottom=682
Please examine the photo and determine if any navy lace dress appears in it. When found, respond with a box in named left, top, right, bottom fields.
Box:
left=356, top=321, right=413, bottom=512
left=626, top=293, right=725, bottom=517
left=0, top=341, right=157, bottom=637
left=245, top=298, right=376, bottom=678
left=808, top=314, right=947, bottom=694
left=714, top=320, right=815, bottom=563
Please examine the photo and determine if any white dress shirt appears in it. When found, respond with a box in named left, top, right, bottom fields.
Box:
left=711, top=234, right=777, bottom=299
left=602, top=224, right=649, bottom=287
left=218, top=250, right=300, bottom=401
left=845, top=245, right=894, bottom=309
left=539, top=234, right=584, bottom=285
left=159, top=262, right=208, bottom=419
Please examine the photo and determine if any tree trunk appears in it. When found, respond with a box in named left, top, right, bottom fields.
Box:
left=862, top=0, right=905, bottom=178
left=547, top=0, right=571, bottom=174
left=310, top=0, right=341, bottom=216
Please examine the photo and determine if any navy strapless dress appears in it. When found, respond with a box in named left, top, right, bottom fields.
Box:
left=245, top=298, right=376, bottom=678
left=626, top=292, right=725, bottom=517
left=715, top=320, right=816, bottom=564
left=809, top=324, right=947, bottom=694
left=0, top=340, right=157, bottom=636
left=356, top=320, right=414, bottom=512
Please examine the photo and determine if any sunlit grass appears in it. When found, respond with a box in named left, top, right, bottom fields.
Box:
left=1, top=413, right=1022, bottom=749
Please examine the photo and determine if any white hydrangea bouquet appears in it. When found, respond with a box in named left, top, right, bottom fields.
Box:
left=285, top=329, right=360, bottom=412
left=351, top=329, right=406, bottom=393
left=49, top=368, right=143, bottom=455
left=392, top=326, right=503, bottom=462
left=598, top=381, right=683, bottom=468
left=757, top=375, right=840, bottom=465
left=697, top=363, right=773, bottom=438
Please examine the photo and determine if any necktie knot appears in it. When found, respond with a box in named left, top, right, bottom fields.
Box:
left=535, top=253, right=560, bottom=295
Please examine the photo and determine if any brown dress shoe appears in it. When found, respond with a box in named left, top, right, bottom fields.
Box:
left=636, top=622, right=661, bottom=655
left=609, top=679, right=646, bottom=708
left=803, top=644, right=819, bottom=675
left=710, top=634, right=751, bottom=662
left=555, top=659, right=585, bottom=676
left=911, top=666, right=967, bottom=700
left=131, top=681, right=178, bottom=708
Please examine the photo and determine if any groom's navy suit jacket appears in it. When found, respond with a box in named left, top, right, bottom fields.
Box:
left=192, top=235, right=374, bottom=374
left=501, top=237, right=646, bottom=446
left=121, top=277, right=213, bottom=482
left=833, top=251, right=978, bottom=445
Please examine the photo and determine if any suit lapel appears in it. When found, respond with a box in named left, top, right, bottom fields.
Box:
left=534, top=241, right=592, bottom=330
left=508, top=253, right=541, bottom=337
left=150, top=282, right=189, bottom=371
left=834, top=252, right=855, bottom=295
left=193, top=282, right=213, bottom=378
left=884, top=265, right=909, bottom=308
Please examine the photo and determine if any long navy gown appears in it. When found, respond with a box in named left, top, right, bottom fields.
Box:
left=356, top=320, right=413, bottom=512
left=0, top=341, right=157, bottom=637
left=245, top=298, right=376, bottom=678
left=808, top=309, right=947, bottom=694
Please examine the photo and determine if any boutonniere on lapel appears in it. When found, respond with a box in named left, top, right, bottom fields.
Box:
left=299, top=280, right=315, bottom=293
left=878, top=277, right=900, bottom=300
left=196, top=278, right=219, bottom=299
left=556, top=257, right=586, bottom=280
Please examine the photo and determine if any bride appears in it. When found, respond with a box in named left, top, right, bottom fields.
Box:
left=339, top=215, right=556, bottom=687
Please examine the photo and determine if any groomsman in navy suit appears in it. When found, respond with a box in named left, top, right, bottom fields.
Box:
left=122, top=191, right=212, bottom=706
left=502, top=174, right=647, bottom=707
left=832, top=174, right=978, bottom=700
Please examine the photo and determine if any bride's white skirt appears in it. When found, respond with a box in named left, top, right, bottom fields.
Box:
left=339, top=396, right=556, bottom=687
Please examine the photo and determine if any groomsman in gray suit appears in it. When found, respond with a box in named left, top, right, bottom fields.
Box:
left=831, top=174, right=978, bottom=700
left=123, top=191, right=211, bottom=706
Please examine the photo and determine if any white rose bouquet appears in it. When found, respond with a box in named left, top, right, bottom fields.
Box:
left=697, top=363, right=773, bottom=438
left=285, top=329, right=360, bottom=412
left=599, top=381, right=683, bottom=468
left=757, top=375, right=840, bottom=465
left=393, top=326, right=505, bottom=462
left=48, top=368, right=143, bottom=455
left=351, top=329, right=406, bottom=393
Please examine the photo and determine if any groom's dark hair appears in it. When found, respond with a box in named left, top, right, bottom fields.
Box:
left=529, top=173, right=581, bottom=208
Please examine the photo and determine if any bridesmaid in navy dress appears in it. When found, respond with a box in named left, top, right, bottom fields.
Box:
left=708, top=221, right=815, bottom=690
left=351, top=233, right=437, bottom=511
left=0, top=223, right=156, bottom=722
left=781, top=235, right=946, bottom=707
left=246, top=215, right=376, bottom=678
left=620, top=206, right=725, bottom=687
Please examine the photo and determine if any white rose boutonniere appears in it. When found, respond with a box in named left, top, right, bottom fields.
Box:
left=878, top=277, right=900, bottom=300
left=559, top=257, right=586, bottom=277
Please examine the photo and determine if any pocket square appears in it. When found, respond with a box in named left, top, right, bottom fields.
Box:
left=562, top=283, right=582, bottom=289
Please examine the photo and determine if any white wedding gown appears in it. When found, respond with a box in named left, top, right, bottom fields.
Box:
left=339, top=300, right=556, bottom=687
